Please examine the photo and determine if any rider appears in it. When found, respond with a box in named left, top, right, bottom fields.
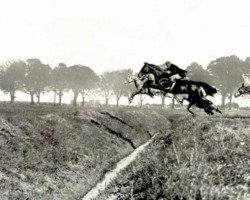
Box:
left=163, top=61, right=188, bottom=92
left=139, top=73, right=156, bottom=97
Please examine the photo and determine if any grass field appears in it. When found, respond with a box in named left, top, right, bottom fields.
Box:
left=0, top=103, right=249, bottom=199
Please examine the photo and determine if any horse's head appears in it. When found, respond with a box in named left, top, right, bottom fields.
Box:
left=125, top=75, right=138, bottom=84
left=138, top=62, right=150, bottom=78
left=234, top=83, right=245, bottom=97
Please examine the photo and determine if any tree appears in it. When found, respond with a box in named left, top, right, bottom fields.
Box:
left=51, top=63, right=69, bottom=105
left=110, top=69, right=133, bottom=107
left=0, top=60, right=26, bottom=103
left=24, top=59, right=51, bottom=104
left=186, top=62, right=212, bottom=84
left=244, top=57, right=250, bottom=72
left=124, top=80, right=136, bottom=105
left=207, top=55, right=245, bottom=109
left=99, top=72, right=114, bottom=106
left=68, top=65, right=99, bottom=106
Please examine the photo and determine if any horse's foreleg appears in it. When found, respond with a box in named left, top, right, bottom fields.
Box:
left=129, top=89, right=143, bottom=103
left=187, top=102, right=195, bottom=117
left=174, top=95, right=183, bottom=104
left=175, top=94, right=188, bottom=105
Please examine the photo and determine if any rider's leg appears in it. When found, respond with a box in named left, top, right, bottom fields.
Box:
left=145, top=80, right=155, bottom=97
left=143, top=74, right=156, bottom=96
left=198, top=86, right=207, bottom=100
left=168, top=81, right=176, bottom=92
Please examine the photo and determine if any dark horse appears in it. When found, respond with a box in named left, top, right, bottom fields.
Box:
left=165, top=79, right=220, bottom=116
left=187, top=96, right=222, bottom=116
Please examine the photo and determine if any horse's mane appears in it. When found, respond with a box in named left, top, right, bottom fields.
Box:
left=168, top=64, right=187, bottom=78
left=144, top=62, right=164, bottom=72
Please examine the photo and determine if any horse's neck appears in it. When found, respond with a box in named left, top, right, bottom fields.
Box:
left=146, top=64, right=163, bottom=74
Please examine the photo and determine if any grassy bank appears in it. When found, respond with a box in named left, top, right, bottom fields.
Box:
left=0, top=104, right=172, bottom=200
left=100, top=113, right=250, bottom=200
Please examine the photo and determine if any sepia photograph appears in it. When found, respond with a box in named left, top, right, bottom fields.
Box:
left=0, top=0, right=250, bottom=199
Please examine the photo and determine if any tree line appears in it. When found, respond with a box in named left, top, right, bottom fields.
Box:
left=0, top=55, right=249, bottom=109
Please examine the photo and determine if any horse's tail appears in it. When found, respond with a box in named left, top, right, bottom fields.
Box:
left=197, top=81, right=217, bottom=96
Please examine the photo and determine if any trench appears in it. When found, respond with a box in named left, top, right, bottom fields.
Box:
left=90, top=118, right=136, bottom=149
left=81, top=132, right=159, bottom=200
left=99, top=111, right=134, bottom=129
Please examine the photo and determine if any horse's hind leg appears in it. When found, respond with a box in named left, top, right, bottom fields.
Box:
left=187, top=103, right=196, bottom=117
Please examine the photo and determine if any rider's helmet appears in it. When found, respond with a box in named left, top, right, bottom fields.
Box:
left=165, top=61, right=172, bottom=68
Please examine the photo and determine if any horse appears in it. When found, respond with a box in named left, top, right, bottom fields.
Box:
left=136, top=62, right=219, bottom=115
left=234, top=83, right=250, bottom=97
left=242, top=73, right=250, bottom=87
left=125, top=75, right=220, bottom=116
left=234, top=74, right=250, bottom=97
left=163, top=79, right=219, bottom=116
left=164, top=79, right=217, bottom=101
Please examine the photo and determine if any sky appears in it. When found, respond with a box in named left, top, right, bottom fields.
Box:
left=0, top=0, right=250, bottom=105
left=0, top=0, right=250, bottom=73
